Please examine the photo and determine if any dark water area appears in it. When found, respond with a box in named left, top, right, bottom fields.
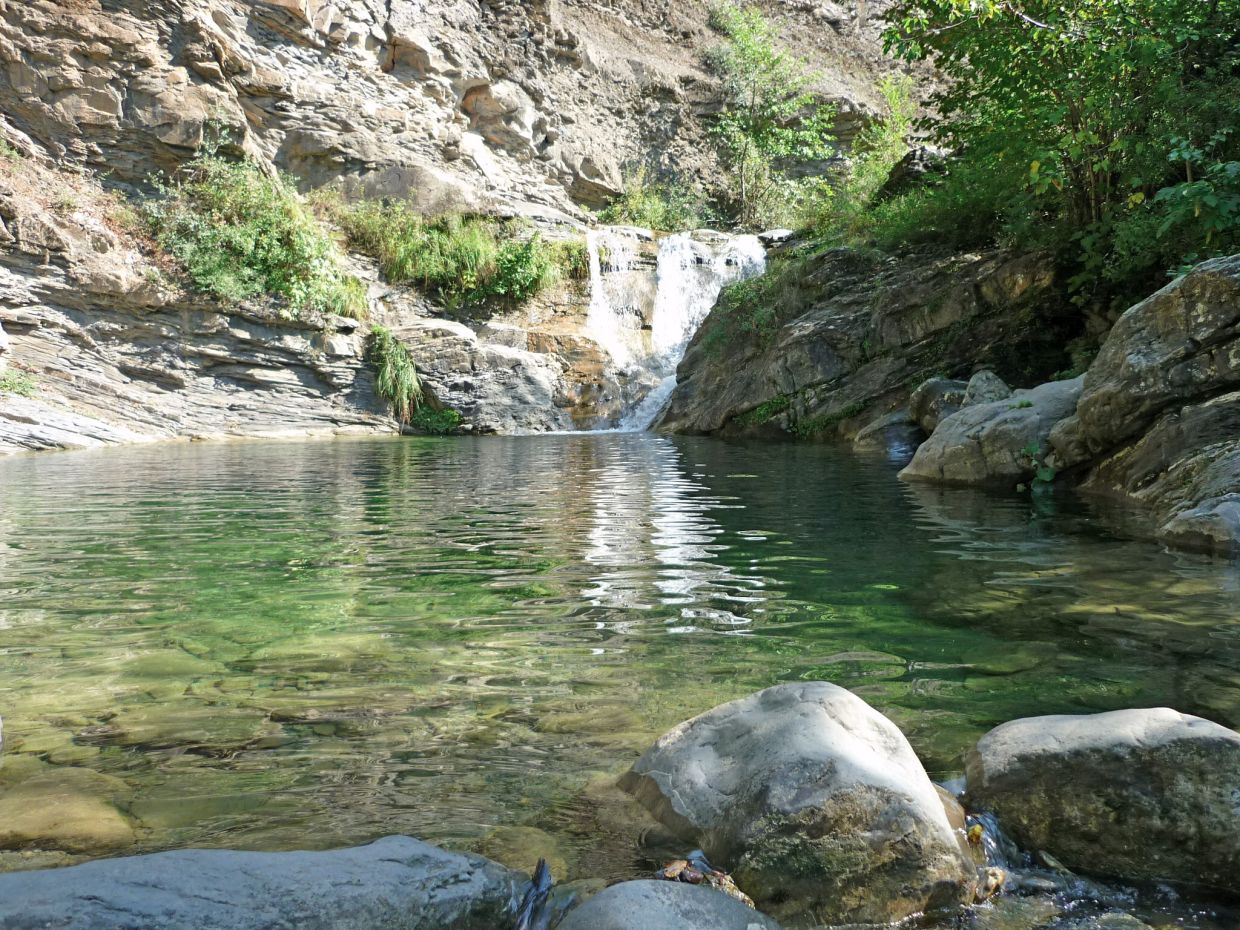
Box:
left=0, top=434, right=1237, bottom=927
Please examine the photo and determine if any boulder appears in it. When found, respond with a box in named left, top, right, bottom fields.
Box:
left=909, top=376, right=968, bottom=433
left=963, top=370, right=1011, bottom=406
left=877, top=146, right=951, bottom=201
left=0, top=836, right=523, bottom=930
left=965, top=708, right=1240, bottom=896
left=1058, top=254, right=1240, bottom=462
left=556, top=880, right=785, bottom=930
left=619, top=682, right=975, bottom=924
left=900, top=377, right=1083, bottom=486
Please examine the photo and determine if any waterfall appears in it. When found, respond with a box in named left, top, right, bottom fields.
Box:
left=585, top=228, right=642, bottom=369
left=616, top=231, right=766, bottom=431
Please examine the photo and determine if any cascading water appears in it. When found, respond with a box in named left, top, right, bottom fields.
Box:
left=587, top=229, right=767, bottom=432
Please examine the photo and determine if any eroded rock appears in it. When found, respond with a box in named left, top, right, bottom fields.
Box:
left=965, top=708, right=1240, bottom=896
left=619, top=682, right=975, bottom=924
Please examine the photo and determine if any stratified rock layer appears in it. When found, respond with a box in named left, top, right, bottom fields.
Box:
left=620, top=682, right=975, bottom=924
left=966, top=708, right=1240, bottom=896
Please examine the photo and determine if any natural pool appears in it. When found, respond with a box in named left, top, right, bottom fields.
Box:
left=0, top=434, right=1237, bottom=925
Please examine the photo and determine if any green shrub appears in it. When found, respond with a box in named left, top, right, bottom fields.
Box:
left=599, top=165, right=711, bottom=231
left=0, top=370, right=37, bottom=397
left=410, top=406, right=464, bottom=435
left=144, top=154, right=366, bottom=319
left=548, top=238, right=592, bottom=281
left=368, top=325, right=422, bottom=423
left=328, top=199, right=571, bottom=309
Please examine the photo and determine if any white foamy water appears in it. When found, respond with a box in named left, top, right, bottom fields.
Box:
left=582, top=227, right=766, bottom=433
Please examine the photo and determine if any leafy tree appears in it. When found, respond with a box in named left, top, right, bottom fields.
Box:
left=708, top=3, right=838, bottom=228
left=885, top=0, right=1240, bottom=304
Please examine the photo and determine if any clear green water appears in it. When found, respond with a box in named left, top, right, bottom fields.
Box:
left=0, top=435, right=1237, bottom=923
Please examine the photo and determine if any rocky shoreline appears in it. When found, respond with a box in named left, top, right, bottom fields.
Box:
left=2, top=683, right=1237, bottom=930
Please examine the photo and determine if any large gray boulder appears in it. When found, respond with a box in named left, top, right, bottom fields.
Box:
left=619, top=682, right=975, bottom=924
left=1052, top=254, right=1240, bottom=463
left=556, top=880, right=785, bottom=930
left=0, top=836, right=523, bottom=930
left=900, top=377, right=1084, bottom=485
left=965, top=708, right=1240, bottom=896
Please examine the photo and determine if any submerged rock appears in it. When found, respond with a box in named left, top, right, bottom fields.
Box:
left=0, top=767, right=134, bottom=855
left=619, top=682, right=975, bottom=924
left=0, top=835, right=523, bottom=930
left=900, top=377, right=1084, bottom=486
left=556, top=880, right=785, bottom=930
left=965, top=708, right=1240, bottom=897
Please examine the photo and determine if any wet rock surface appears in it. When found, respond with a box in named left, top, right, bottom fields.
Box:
left=556, top=880, right=785, bottom=930
left=0, top=836, right=523, bottom=930
left=965, top=708, right=1240, bottom=897
left=619, top=681, right=975, bottom=924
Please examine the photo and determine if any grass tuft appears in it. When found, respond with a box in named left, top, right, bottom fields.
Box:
left=368, top=325, right=422, bottom=423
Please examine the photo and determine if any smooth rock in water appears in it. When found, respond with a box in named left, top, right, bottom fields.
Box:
left=965, top=708, right=1240, bottom=896
left=556, top=880, right=785, bottom=930
left=963, top=370, right=1012, bottom=406
left=900, top=377, right=1084, bottom=486
left=0, top=767, right=134, bottom=855
left=0, top=835, right=523, bottom=930
left=910, top=377, right=968, bottom=433
left=619, top=682, right=975, bottom=924
left=852, top=410, right=925, bottom=459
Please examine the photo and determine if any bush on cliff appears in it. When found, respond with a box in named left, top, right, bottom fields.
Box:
left=144, top=155, right=366, bottom=319
left=325, top=198, right=576, bottom=311
left=598, top=165, right=713, bottom=231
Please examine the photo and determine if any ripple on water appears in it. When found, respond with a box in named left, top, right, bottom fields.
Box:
left=0, top=434, right=1237, bottom=928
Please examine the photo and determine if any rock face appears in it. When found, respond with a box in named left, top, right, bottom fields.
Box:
left=0, top=835, right=523, bottom=930
left=0, top=164, right=391, bottom=454
left=619, top=682, right=975, bottom=924
left=899, top=377, right=1084, bottom=486
left=557, top=880, right=785, bottom=930
left=0, top=0, right=902, bottom=220
left=660, top=247, right=1067, bottom=440
left=965, top=708, right=1240, bottom=897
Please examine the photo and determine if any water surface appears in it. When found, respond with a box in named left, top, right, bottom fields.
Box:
left=0, top=435, right=1237, bottom=924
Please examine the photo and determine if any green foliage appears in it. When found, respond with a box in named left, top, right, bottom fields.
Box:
left=368, top=325, right=422, bottom=423
left=599, top=165, right=712, bottom=231
left=707, top=2, right=837, bottom=228
left=735, top=394, right=791, bottom=427
left=144, top=154, right=366, bottom=319
left=704, top=246, right=821, bottom=351
left=0, top=140, right=22, bottom=163
left=885, top=0, right=1240, bottom=306
left=0, top=370, right=37, bottom=397
left=548, top=238, right=592, bottom=281
left=792, top=401, right=867, bottom=439
left=410, top=406, right=464, bottom=435
left=809, top=75, right=916, bottom=241
left=328, top=199, right=574, bottom=310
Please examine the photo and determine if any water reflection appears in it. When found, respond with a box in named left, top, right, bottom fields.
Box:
left=0, top=434, right=1235, bottom=923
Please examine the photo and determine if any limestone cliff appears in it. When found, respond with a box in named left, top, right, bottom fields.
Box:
left=0, top=0, right=904, bottom=454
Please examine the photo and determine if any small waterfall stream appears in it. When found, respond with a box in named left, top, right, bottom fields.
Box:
left=586, top=228, right=767, bottom=432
